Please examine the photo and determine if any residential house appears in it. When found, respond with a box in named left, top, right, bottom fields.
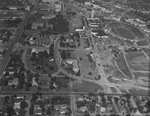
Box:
left=93, top=4, right=100, bottom=9
left=139, top=25, right=150, bottom=33
left=34, top=104, right=42, bottom=115
left=32, top=77, right=38, bottom=86
left=54, top=104, right=68, bottom=115
left=32, top=19, right=44, bottom=30
left=31, top=48, right=49, bottom=55
left=42, top=14, right=55, bottom=19
left=66, top=59, right=79, bottom=73
left=55, top=4, right=61, bottom=12
left=8, top=78, right=19, bottom=86
left=84, top=2, right=92, bottom=6
left=8, top=6, right=18, bottom=11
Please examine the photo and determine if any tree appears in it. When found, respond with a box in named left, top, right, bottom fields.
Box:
left=6, top=106, right=16, bottom=116
left=67, top=107, right=72, bottom=115
left=114, top=97, right=119, bottom=103
left=124, top=93, right=131, bottom=99
left=76, top=101, right=85, bottom=108
left=36, top=65, right=41, bottom=70
left=88, top=102, right=96, bottom=113
left=20, top=66, right=25, bottom=72
left=31, top=93, right=38, bottom=101
left=88, top=92, right=95, bottom=96
left=37, top=86, right=41, bottom=91
left=34, top=73, right=40, bottom=78
left=19, top=109, right=26, bottom=116
left=84, top=111, right=90, bottom=116
left=20, top=101, right=28, bottom=109
left=29, top=106, right=34, bottom=115
left=26, top=70, right=30, bottom=74
left=43, top=50, right=49, bottom=58
left=96, top=114, right=101, bottom=116
left=49, top=66, right=54, bottom=70
left=5, top=71, right=9, bottom=76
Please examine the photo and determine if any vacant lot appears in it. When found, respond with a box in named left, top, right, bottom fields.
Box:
left=72, top=81, right=104, bottom=92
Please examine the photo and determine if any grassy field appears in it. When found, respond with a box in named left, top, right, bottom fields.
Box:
left=73, top=49, right=98, bottom=80
left=115, top=27, right=135, bottom=40
left=107, top=34, right=126, bottom=46
left=110, top=22, right=144, bottom=40
left=123, top=39, right=134, bottom=45
left=125, top=50, right=149, bottom=71
left=72, top=81, right=104, bottom=92
left=113, top=68, right=127, bottom=79
left=136, top=39, right=149, bottom=46
left=132, top=72, right=150, bottom=80
left=128, top=88, right=149, bottom=96
left=116, top=52, right=133, bottom=79
left=142, top=48, right=150, bottom=58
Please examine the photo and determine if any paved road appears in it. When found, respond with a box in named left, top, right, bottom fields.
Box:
left=0, top=0, right=39, bottom=78
left=0, top=90, right=127, bottom=96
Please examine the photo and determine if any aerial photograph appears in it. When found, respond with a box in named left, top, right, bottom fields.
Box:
left=0, top=0, right=150, bottom=116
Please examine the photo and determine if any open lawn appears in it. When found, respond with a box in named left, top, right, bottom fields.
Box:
left=125, top=50, right=150, bottom=71
left=132, top=72, right=150, bottom=80
left=115, top=52, right=133, bottom=79
left=136, top=39, right=149, bottom=46
left=112, top=68, right=127, bottom=79
left=142, top=48, right=150, bottom=58
left=71, top=16, right=82, bottom=28
left=128, top=88, right=149, bottom=96
left=73, top=49, right=98, bottom=80
left=108, top=34, right=126, bottom=46
left=72, top=81, right=104, bottom=92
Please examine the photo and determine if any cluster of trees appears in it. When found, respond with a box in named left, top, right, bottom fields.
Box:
left=51, top=96, right=69, bottom=105
left=30, top=50, right=49, bottom=70
left=0, top=52, right=26, bottom=89
left=60, top=50, right=72, bottom=60
left=3, top=18, right=22, bottom=27
left=76, top=98, right=96, bottom=113
left=47, top=14, right=69, bottom=35
left=49, top=43, right=54, bottom=58
left=60, top=33, right=80, bottom=48
left=49, top=76, right=69, bottom=90
left=1, top=95, right=28, bottom=116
